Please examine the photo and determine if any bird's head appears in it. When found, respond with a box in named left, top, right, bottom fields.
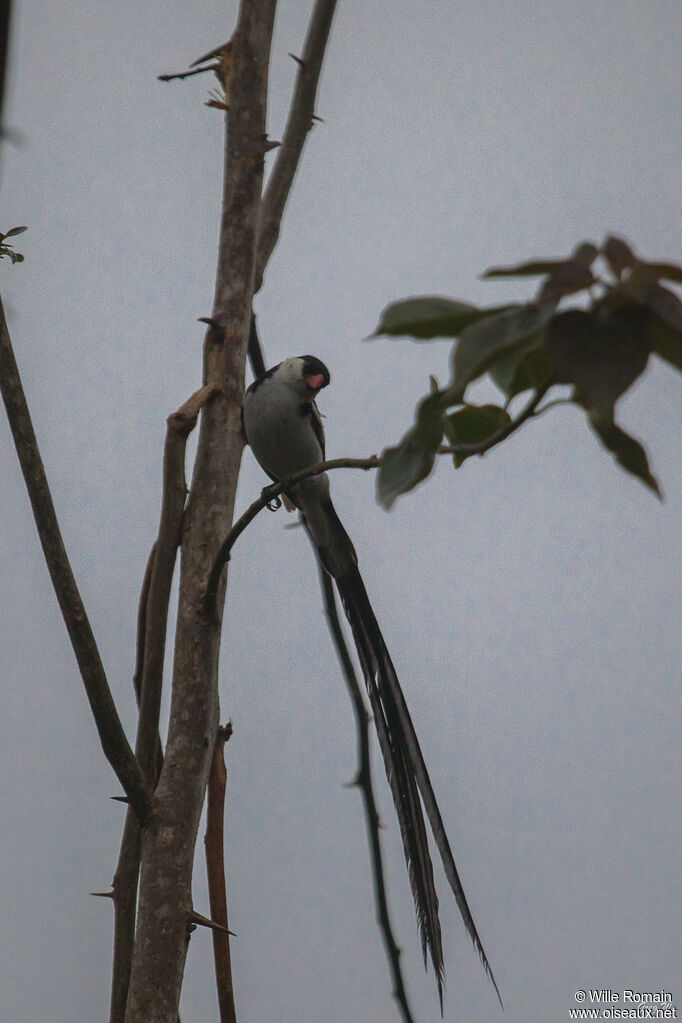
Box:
left=278, top=355, right=330, bottom=397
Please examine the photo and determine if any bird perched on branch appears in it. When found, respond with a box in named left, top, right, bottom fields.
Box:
left=242, top=355, right=501, bottom=1009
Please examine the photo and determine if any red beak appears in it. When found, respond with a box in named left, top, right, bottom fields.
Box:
left=305, top=373, right=325, bottom=391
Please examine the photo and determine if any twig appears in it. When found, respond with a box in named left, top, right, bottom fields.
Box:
left=316, top=565, right=416, bottom=1023
left=201, top=456, right=381, bottom=620
left=254, top=0, right=338, bottom=291
left=204, top=723, right=237, bottom=1023
left=157, top=64, right=217, bottom=83
left=0, top=293, right=153, bottom=825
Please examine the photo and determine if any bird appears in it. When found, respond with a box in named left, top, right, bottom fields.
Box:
left=242, top=355, right=501, bottom=1009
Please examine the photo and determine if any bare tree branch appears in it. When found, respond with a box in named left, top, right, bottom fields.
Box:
left=205, top=723, right=237, bottom=1023
left=254, top=0, right=338, bottom=291
left=316, top=566, right=416, bottom=1023
left=109, top=385, right=216, bottom=1023
left=136, top=384, right=217, bottom=782
left=0, top=293, right=153, bottom=825
left=109, top=807, right=143, bottom=1023
left=124, top=5, right=278, bottom=1019
left=202, top=455, right=381, bottom=621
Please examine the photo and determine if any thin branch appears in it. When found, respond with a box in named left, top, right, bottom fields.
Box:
left=157, top=63, right=218, bottom=84
left=0, top=293, right=153, bottom=825
left=137, top=384, right=217, bottom=782
left=109, top=806, right=143, bottom=1023
left=202, top=456, right=381, bottom=620
left=204, top=723, right=237, bottom=1023
left=109, top=385, right=215, bottom=1023
left=247, top=312, right=266, bottom=378
left=316, top=565, right=416, bottom=1023
left=254, top=0, right=338, bottom=291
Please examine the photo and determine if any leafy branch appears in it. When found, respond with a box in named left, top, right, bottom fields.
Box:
left=0, top=224, right=26, bottom=263
left=371, top=236, right=682, bottom=506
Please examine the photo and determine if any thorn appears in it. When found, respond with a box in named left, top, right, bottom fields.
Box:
left=311, top=114, right=325, bottom=123
left=188, top=910, right=236, bottom=935
left=111, top=795, right=129, bottom=803
left=91, top=890, right=115, bottom=899
left=262, top=136, right=281, bottom=153
left=217, top=721, right=233, bottom=742
left=288, top=53, right=305, bottom=68
left=342, top=775, right=362, bottom=789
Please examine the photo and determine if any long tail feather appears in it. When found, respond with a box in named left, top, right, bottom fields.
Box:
left=348, top=587, right=445, bottom=1007
left=302, top=499, right=501, bottom=1008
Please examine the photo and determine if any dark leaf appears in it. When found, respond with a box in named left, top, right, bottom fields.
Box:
left=376, top=394, right=443, bottom=509
left=444, top=405, right=512, bottom=466
left=545, top=307, right=651, bottom=416
left=371, top=296, right=512, bottom=341
left=644, top=262, right=682, bottom=286
left=643, top=283, right=682, bottom=333
left=4, top=225, right=27, bottom=238
left=483, top=241, right=597, bottom=281
left=648, top=314, right=682, bottom=372
left=9, top=251, right=24, bottom=263
left=589, top=414, right=661, bottom=498
left=483, top=259, right=569, bottom=279
left=537, top=260, right=595, bottom=304
left=489, top=342, right=551, bottom=399
left=449, top=303, right=553, bottom=400
left=571, top=242, right=599, bottom=266
left=603, top=235, right=637, bottom=275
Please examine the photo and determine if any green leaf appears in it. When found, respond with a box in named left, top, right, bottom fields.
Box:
left=489, top=341, right=551, bottom=399
left=370, top=296, right=513, bottom=340
left=644, top=261, right=682, bottom=286
left=376, top=393, right=443, bottom=509
left=649, top=313, right=682, bottom=371
left=4, top=226, right=28, bottom=238
left=444, top=404, right=512, bottom=466
left=482, top=242, right=597, bottom=280
left=602, top=235, right=637, bottom=275
left=537, top=260, right=595, bottom=304
left=642, top=283, right=682, bottom=333
left=483, top=259, right=569, bottom=279
left=588, top=414, right=661, bottom=498
left=449, top=303, right=553, bottom=400
left=545, top=307, right=651, bottom=416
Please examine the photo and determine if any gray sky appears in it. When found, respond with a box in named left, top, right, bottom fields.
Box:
left=1, top=3, right=680, bottom=1022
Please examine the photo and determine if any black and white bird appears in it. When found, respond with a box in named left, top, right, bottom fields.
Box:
left=242, top=355, right=500, bottom=1008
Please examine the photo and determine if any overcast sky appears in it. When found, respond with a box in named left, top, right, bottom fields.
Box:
left=1, top=3, right=680, bottom=1023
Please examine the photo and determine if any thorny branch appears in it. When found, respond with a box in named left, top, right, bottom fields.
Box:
left=205, top=723, right=237, bottom=1023
left=254, top=0, right=338, bottom=292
